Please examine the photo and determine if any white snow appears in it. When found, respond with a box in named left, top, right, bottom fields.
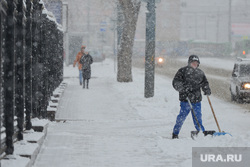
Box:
left=28, top=58, right=250, bottom=166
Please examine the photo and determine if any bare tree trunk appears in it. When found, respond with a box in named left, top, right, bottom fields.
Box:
left=117, top=0, right=141, bottom=82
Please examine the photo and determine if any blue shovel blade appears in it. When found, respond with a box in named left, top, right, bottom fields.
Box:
left=213, top=132, right=232, bottom=137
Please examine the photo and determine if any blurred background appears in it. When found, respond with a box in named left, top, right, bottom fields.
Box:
left=42, top=0, right=250, bottom=65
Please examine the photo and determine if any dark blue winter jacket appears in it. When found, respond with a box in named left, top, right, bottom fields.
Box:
left=80, top=53, right=93, bottom=79
left=172, top=65, right=211, bottom=103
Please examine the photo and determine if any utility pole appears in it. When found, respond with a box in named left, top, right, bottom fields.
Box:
left=144, top=0, right=156, bottom=98
left=87, top=0, right=90, bottom=46
left=195, top=13, right=197, bottom=39
left=110, top=12, right=117, bottom=73
left=216, top=8, right=220, bottom=43
left=113, top=18, right=117, bottom=73
left=117, top=2, right=123, bottom=49
left=205, top=16, right=207, bottom=40
left=228, top=0, right=232, bottom=44
left=63, top=2, right=69, bottom=65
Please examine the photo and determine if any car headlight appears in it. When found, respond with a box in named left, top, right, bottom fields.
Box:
left=242, top=83, right=250, bottom=89
left=157, top=57, right=164, bottom=63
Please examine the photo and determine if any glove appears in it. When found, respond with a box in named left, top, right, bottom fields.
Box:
left=183, top=92, right=195, bottom=102
left=204, top=90, right=211, bottom=96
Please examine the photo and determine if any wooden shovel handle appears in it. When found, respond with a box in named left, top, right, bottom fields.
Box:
left=207, top=96, right=221, bottom=132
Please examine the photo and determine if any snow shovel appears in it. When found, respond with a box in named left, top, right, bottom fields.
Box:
left=186, top=97, right=216, bottom=139
left=207, top=96, right=232, bottom=137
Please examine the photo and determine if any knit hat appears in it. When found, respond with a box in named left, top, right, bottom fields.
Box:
left=188, top=55, right=200, bottom=65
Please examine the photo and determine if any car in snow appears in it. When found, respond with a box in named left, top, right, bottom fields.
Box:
left=132, top=48, right=166, bottom=67
left=230, top=57, right=250, bottom=102
left=155, top=56, right=165, bottom=66
left=153, top=49, right=167, bottom=67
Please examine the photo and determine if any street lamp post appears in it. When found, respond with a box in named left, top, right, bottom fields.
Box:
left=228, top=0, right=232, bottom=44
left=109, top=15, right=117, bottom=73
left=62, top=2, right=69, bottom=65
left=87, top=0, right=90, bottom=46
left=117, top=2, right=123, bottom=49
left=143, top=0, right=159, bottom=98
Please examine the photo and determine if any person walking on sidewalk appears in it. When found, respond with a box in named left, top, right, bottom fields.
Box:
left=172, top=55, right=211, bottom=139
left=80, top=51, right=93, bottom=89
left=73, top=45, right=86, bottom=85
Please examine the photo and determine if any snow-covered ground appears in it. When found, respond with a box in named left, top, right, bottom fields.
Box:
left=33, top=58, right=250, bottom=167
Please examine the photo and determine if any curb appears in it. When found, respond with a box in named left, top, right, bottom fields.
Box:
left=1, top=119, right=49, bottom=167
left=1, top=81, right=68, bottom=167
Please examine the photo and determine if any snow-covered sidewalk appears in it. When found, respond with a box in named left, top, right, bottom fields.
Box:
left=33, top=58, right=250, bottom=167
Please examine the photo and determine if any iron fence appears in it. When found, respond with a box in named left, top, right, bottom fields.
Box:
left=0, top=0, right=63, bottom=156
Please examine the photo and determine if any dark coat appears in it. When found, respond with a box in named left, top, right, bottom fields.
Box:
left=172, top=65, right=211, bottom=103
left=80, top=53, right=93, bottom=79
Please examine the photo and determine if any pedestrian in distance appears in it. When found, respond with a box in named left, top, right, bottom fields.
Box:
left=73, top=45, right=86, bottom=85
left=172, top=55, right=211, bottom=139
left=79, top=49, right=93, bottom=89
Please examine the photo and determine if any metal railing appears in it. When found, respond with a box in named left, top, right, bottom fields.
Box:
left=0, top=0, right=63, bottom=156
